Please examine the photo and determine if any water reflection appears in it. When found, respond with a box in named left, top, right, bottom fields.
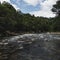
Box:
left=0, top=34, right=60, bottom=60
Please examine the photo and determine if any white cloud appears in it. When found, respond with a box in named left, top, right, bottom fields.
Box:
left=28, top=0, right=58, bottom=17
left=11, top=4, right=20, bottom=10
left=30, top=10, right=55, bottom=17
left=0, top=0, right=10, bottom=3
left=23, top=0, right=39, bottom=6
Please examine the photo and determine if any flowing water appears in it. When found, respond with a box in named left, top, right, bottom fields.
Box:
left=0, top=33, right=60, bottom=60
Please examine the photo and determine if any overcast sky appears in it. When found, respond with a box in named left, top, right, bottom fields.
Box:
left=0, top=0, right=58, bottom=17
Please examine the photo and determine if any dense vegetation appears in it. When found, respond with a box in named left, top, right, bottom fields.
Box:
left=0, top=0, right=60, bottom=37
left=51, top=0, right=60, bottom=31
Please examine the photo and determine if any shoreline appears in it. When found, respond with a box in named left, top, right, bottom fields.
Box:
left=48, top=32, right=60, bottom=34
left=0, top=31, right=60, bottom=37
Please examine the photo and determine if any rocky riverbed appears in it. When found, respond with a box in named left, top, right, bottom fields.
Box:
left=0, top=33, right=60, bottom=60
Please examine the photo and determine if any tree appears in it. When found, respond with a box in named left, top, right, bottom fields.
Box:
left=52, top=0, right=60, bottom=17
left=51, top=0, right=60, bottom=31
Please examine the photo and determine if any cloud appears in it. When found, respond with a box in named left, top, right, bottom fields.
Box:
left=23, top=0, right=39, bottom=6
left=0, top=0, right=10, bottom=3
left=23, top=0, right=45, bottom=6
left=29, top=0, right=58, bottom=17
left=11, top=4, right=20, bottom=10
left=30, top=10, right=55, bottom=17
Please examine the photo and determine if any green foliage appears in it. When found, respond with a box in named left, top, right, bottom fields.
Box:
left=52, top=0, right=60, bottom=31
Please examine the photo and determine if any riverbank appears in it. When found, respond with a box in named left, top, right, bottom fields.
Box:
left=48, top=32, right=60, bottom=34
left=0, top=31, right=60, bottom=39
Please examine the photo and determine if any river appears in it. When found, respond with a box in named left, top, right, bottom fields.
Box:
left=0, top=33, right=60, bottom=60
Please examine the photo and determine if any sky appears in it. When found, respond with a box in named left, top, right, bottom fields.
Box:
left=0, top=0, right=58, bottom=18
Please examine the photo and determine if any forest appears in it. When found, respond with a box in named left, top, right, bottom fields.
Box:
left=0, top=0, right=60, bottom=37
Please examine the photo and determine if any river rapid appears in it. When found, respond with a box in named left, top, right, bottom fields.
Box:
left=0, top=33, right=60, bottom=60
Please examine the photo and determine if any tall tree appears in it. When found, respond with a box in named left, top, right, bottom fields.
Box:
left=52, top=0, right=60, bottom=31
left=52, top=0, right=60, bottom=17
